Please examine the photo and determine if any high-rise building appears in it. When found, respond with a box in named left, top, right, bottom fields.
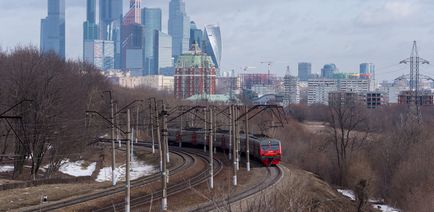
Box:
left=122, top=23, right=145, bottom=75
left=154, top=31, right=173, bottom=75
left=189, top=21, right=203, bottom=49
left=283, top=74, right=300, bottom=106
left=84, top=40, right=115, bottom=71
left=83, top=0, right=98, bottom=41
left=142, top=8, right=162, bottom=75
left=298, top=62, right=312, bottom=81
left=321, top=64, right=338, bottom=78
left=40, top=0, right=65, bottom=58
left=360, top=63, right=375, bottom=79
left=307, top=79, right=338, bottom=105
left=123, top=0, right=142, bottom=25
left=99, top=0, right=123, bottom=68
left=203, top=25, right=222, bottom=69
left=174, top=43, right=216, bottom=99
left=168, top=0, right=190, bottom=60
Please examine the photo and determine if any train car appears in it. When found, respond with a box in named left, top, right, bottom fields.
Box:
left=168, top=128, right=281, bottom=166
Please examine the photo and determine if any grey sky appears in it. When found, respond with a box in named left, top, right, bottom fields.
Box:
left=1, top=0, right=434, bottom=81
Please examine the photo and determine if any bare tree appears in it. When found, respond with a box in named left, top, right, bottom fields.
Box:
left=327, top=93, right=369, bottom=185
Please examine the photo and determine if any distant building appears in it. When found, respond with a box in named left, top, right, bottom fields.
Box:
left=338, top=79, right=370, bottom=93
left=154, top=31, right=173, bottom=75
left=321, top=64, right=338, bottom=78
left=99, top=0, right=123, bottom=68
left=83, top=0, right=98, bottom=41
left=168, top=0, right=190, bottom=60
left=121, top=23, right=144, bottom=74
left=308, top=79, right=338, bottom=105
left=241, top=73, right=274, bottom=89
left=328, top=91, right=362, bottom=107
left=40, top=0, right=65, bottom=58
left=398, top=90, right=434, bottom=106
left=203, top=25, right=222, bottom=69
left=84, top=40, right=115, bottom=71
left=298, top=62, right=312, bottom=81
left=363, top=92, right=387, bottom=109
left=107, top=72, right=174, bottom=91
left=283, top=74, right=300, bottom=106
left=142, top=8, right=162, bottom=75
left=360, top=63, right=375, bottom=79
left=189, top=21, right=203, bottom=49
left=174, top=44, right=216, bottom=99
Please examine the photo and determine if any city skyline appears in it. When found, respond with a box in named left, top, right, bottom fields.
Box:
left=1, top=0, right=434, bottom=81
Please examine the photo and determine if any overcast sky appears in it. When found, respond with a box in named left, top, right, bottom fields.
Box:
left=1, top=0, right=434, bottom=81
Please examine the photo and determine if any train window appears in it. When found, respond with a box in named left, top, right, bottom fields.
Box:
left=261, top=144, right=280, bottom=151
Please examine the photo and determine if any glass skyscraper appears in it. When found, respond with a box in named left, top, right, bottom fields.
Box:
left=168, top=0, right=190, bottom=60
left=189, top=21, right=203, bottom=49
left=154, top=31, right=173, bottom=75
left=203, top=25, right=222, bottom=69
left=142, top=8, right=162, bottom=75
left=84, top=40, right=115, bottom=71
left=40, top=0, right=65, bottom=58
left=99, top=0, right=123, bottom=68
left=321, top=64, right=338, bottom=78
left=360, top=63, right=375, bottom=79
left=298, top=62, right=312, bottom=81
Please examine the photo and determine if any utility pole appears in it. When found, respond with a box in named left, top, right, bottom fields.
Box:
left=204, top=107, right=207, bottom=153
left=209, top=107, right=214, bottom=189
left=149, top=101, right=155, bottom=154
left=161, top=104, right=168, bottom=211
left=232, top=105, right=237, bottom=186
left=228, top=106, right=232, bottom=160
left=116, top=104, right=121, bottom=148
left=110, top=93, right=116, bottom=186
left=136, top=105, right=139, bottom=143
left=125, top=109, right=131, bottom=212
left=179, top=106, right=183, bottom=148
left=235, top=106, right=240, bottom=171
left=245, top=105, right=251, bottom=171
left=155, top=101, right=163, bottom=172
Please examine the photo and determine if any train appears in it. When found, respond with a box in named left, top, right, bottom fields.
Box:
left=167, top=128, right=282, bottom=166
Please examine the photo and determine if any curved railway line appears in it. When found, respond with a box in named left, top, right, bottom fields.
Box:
left=93, top=144, right=224, bottom=211
left=25, top=144, right=195, bottom=212
left=192, top=165, right=283, bottom=212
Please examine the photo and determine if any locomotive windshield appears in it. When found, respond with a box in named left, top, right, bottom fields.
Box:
left=261, top=143, right=280, bottom=151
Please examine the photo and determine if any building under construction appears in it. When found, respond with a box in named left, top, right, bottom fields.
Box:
left=241, top=73, right=275, bottom=89
left=174, top=43, right=216, bottom=99
left=398, top=90, right=434, bottom=106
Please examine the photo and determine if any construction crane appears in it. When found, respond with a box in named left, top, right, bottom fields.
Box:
left=260, top=61, right=273, bottom=85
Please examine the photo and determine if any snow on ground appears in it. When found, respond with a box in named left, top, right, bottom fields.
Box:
left=96, top=156, right=156, bottom=183
left=59, top=160, right=96, bottom=177
left=337, top=189, right=355, bottom=201
left=0, top=165, right=14, bottom=173
left=337, top=189, right=400, bottom=212
left=372, top=204, right=400, bottom=212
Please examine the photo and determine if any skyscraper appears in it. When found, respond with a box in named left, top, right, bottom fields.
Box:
left=84, top=40, right=115, bottom=71
left=298, top=62, right=312, bottom=81
left=40, top=0, right=65, bottom=58
left=83, top=0, right=98, bottom=59
left=154, top=31, right=173, bottom=75
left=203, top=25, right=222, bottom=69
left=168, top=0, right=190, bottom=60
left=321, top=64, right=338, bottom=78
left=99, top=0, right=123, bottom=68
left=189, top=21, right=203, bottom=49
left=360, top=63, right=375, bottom=79
left=142, top=8, right=162, bottom=75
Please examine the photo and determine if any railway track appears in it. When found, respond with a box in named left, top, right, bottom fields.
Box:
left=25, top=145, right=195, bottom=212
left=191, top=165, right=283, bottom=212
left=93, top=145, right=224, bottom=211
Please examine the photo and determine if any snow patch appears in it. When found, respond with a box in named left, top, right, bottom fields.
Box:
left=96, top=157, right=156, bottom=183
left=337, top=189, right=400, bottom=212
left=337, top=189, right=355, bottom=201
left=59, top=160, right=96, bottom=177
left=372, top=204, right=400, bottom=212
left=0, top=165, right=14, bottom=173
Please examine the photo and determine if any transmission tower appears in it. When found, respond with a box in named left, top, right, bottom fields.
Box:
left=400, top=41, right=430, bottom=122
